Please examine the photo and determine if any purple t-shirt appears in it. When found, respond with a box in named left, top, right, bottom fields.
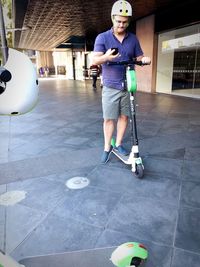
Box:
left=93, top=28, right=143, bottom=90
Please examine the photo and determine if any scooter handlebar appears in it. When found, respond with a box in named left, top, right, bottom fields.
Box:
left=107, top=59, right=150, bottom=66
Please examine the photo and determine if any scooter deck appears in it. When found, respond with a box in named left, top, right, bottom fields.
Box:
left=112, top=148, right=130, bottom=164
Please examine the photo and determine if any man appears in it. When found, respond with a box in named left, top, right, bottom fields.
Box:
left=92, top=0, right=150, bottom=163
left=89, top=64, right=100, bottom=90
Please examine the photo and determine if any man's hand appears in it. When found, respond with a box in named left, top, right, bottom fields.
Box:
left=141, top=56, right=151, bottom=65
left=91, top=49, right=120, bottom=65
left=105, top=48, right=120, bottom=61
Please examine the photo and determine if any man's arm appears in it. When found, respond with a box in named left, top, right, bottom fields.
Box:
left=92, top=49, right=120, bottom=65
left=92, top=52, right=150, bottom=65
left=136, top=55, right=151, bottom=64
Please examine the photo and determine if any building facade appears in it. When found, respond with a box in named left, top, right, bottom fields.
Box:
left=36, top=1, right=200, bottom=99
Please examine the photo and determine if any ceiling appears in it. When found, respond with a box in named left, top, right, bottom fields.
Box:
left=12, top=0, right=196, bottom=51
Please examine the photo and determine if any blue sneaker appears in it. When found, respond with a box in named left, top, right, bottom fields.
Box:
left=101, top=146, right=113, bottom=164
left=115, top=145, right=129, bottom=156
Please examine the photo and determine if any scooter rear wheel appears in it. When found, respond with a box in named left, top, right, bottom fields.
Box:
left=135, top=164, right=144, bottom=179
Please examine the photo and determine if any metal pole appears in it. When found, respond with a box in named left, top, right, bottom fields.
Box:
left=0, top=0, right=8, bottom=65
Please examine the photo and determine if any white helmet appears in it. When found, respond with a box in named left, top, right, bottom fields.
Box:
left=111, top=0, right=132, bottom=17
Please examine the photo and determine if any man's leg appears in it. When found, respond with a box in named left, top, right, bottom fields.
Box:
left=93, top=76, right=97, bottom=88
left=103, top=119, right=115, bottom=151
left=114, top=89, right=130, bottom=155
left=101, top=118, right=115, bottom=163
left=115, top=115, right=128, bottom=147
left=101, top=87, right=119, bottom=163
left=113, top=114, right=129, bottom=156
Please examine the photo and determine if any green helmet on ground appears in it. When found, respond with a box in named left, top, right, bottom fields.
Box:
left=111, top=242, right=148, bottom=267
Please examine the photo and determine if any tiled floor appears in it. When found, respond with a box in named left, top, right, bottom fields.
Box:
left=0, top=78, right=200, bottom=267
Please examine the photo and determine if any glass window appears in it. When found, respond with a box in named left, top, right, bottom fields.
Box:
left=156, top=24, right=200, bottom=98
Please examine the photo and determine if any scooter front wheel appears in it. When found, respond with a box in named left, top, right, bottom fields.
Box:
left=135, top=163, right=144, bottom=179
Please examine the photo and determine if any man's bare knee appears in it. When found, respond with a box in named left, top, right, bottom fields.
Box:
left=104, top=119, right=115, bottom=125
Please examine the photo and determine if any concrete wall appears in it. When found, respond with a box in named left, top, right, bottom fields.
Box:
left=135, top=15, right=155, bottom=93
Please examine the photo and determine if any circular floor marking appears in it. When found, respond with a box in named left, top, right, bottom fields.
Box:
left=65, top=176, right=90, bottom=189
left=0, top=190, right=27, bottom=206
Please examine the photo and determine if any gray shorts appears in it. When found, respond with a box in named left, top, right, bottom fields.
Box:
left=102, top=86, right=130, bottom=120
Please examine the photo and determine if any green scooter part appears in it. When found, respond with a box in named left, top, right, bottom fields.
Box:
left=111, top=242, right=148, bottom=267
left=127, top=69, right=137, bottom=92
left=111, top=137, right=116, bottom=147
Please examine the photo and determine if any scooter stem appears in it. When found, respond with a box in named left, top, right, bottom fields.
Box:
left=129, top=92, right=139, bottom=146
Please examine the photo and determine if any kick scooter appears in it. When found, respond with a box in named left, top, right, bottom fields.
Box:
left=108, top=59, right=150, bottom=179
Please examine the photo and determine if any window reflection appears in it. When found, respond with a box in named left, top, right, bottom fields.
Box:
left=156, top=23, right=200, bottom=98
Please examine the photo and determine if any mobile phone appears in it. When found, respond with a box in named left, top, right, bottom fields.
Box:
left=111, top=47, right=118, bottom=55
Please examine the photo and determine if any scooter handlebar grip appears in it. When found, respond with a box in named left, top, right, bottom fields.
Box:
left=107, top=60, right=149, bottom=66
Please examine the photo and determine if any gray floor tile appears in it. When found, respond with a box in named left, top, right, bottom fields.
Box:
left=89, top=165, right=180, bottom=205
left=182, top=160, right=200, bottom=182
left=143, top=157, right=183, bottom=179
left=157, top=120, right=189, bottom=135
left=10, top=212, right=103, bottom=261
left=172, top=248, right=200, bottom=267
left=0, top=206, right=6, bottom=251
left=181, top=180, right=200, bottom=208
left=45, top=166, right=96, bottom=184
left=7, top=177, right=68, bottom=212
left=88, top=165, right=136, bottom=193
left=19, top=247, right=115, bottom=267
left=175, top=206, right=200, bottom=254
left=140, top=134, right=187, bottom=157
left=1, top=204, right=45, bottom=254
left=107, top=195, right=177, bottom=245
left=54, top=186, right=121, bottom=228
left=148, top=148, right=185, bottom=160
left=137, top=123, right=161, bottom=138
left=184, top=147, right=200, bottom=162
left=0, top=147, right=101, bottom=185
left=189, top=115, right=200, bottom=126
